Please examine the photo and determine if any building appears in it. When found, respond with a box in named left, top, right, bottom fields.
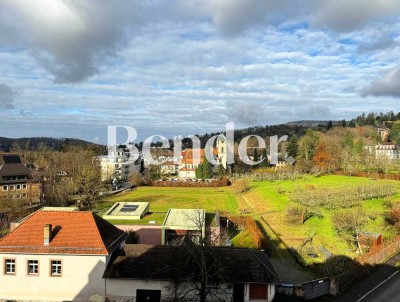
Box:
left=0, top=210, right=127, bottom=302
left=178, top=134, right=226, bottom=179
left=216, top=133, right=227, bottom=169
left=161, top=209, right=206, bottom=245
left=159, top=160, right=179, bottom=175
left=0, top=154, right=43, bottom=208
left=0, top=210, right=279, bottom=302
left=98, top=145, right=142, bottom=181
left=377, top=127, right=390, bottom=142
left=104, top=244, right=280, bottom=302
left=365, top=143, right=399, bottom=160
left=103, top=202, right=150, bottom=220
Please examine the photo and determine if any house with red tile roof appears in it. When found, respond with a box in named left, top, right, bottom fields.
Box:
left=0, top=210, right=127, bottom=301
left=178, top=134, right=228, bottom=179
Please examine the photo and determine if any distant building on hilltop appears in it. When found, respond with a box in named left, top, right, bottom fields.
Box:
left=0, top=153, right=43, bottom=208
left=365, top=143, right=399, bottom=160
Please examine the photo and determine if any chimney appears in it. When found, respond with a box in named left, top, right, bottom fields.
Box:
left=44, top=224, right=52, bottom=246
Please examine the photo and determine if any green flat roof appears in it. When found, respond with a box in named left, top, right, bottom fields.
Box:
left=162, top=209, right=205, bottom=229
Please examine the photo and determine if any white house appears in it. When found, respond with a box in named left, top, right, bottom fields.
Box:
left=0, top=210, right=127, bottom=302
left=0, top=210, right=280, bottom=302
left=104, top=244, right=280, bottom=302
left=365, top=143, right=399, bottom=160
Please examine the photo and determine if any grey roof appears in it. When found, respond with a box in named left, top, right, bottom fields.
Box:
left=0, top=154, right=34, bottom=183
left=104, top=244, right=280, bottom=284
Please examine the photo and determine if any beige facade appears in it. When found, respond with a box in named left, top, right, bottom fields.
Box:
left=0, top=253, right=108, bottom=301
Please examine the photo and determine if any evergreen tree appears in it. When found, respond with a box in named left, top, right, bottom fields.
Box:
left=327, top=121, right=333, bottom=130
left=389, top=122, right=400, bottom=145
left=195, top=164, right=203, bottom=179
left=253, top=149, right=259, bottom=162
left=348, top=119, right=356, bottom=128
left=341, top=120, right=346, bottom=128
left=260, top=148, right=268, bottom=167
left=287, top=134, right=299, bottom=159
left=365, top=113, right=376, bottom=126
left=202, top=157, right=213, bottom=179
left=217, top=164, right=226, bottom=177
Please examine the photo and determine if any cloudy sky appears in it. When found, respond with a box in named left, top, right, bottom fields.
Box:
left=1, top=0, right=400, bottom=143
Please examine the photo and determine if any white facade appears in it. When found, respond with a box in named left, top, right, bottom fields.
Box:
left=0, top=253, right=108, bottom=302
left=105, top=280, right=275, bottom=302
left=365, top=143, right=399, bottom=160
left=217, top=134, right=227, bottom=169
left=99, top=146, right=141, bottom=181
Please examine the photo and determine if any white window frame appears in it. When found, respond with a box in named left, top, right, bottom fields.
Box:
left=50, top=260, right=62, bottom=277
left=4, top=259, right=16, bottom=275
left=27, top=260, right=39, bottom=275
left=2, top=185, right=8, bottom=191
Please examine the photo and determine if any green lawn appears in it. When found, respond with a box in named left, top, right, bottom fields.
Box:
left=244, top=175, right=400, bottom=264
left=94, top=175, right=400, bottom=265
left=95, top=186, right=238, bottom=225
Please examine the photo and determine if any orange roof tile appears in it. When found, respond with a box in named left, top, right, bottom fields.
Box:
left=0, top=211, right=127, bottom=255
left=180, top=149, right=218, bottom=164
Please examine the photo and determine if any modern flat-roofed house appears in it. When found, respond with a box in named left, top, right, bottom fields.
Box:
left=161, top=209, right=206, bottom=245
left=104, top=244, right=280, bottom=302
left=0, top=210, right=127, bottom=302
left=0, top=153, right=43, bottom=208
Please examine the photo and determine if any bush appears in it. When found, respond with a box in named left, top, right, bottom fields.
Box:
left=386, top=203, right=400, bottom=232
left=285, top=203, right=304, bottom=224
left=125, top=230, right=139, bottom=244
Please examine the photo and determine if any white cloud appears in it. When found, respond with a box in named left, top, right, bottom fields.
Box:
left=0, top=83, right=16, bottom=109
left=313, top=0, right=400, bottom=32
left=0, top=0, right=139, bottom=83
left=0, top=1, right=400, bottom=142
left=362, top=65, right=400, bottom=97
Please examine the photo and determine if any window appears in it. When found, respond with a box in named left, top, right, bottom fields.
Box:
left=27, top=260, right=39, bottom=275
left=22, top=193, right=27, bottom=198
left=22, top=184, right=27, bottom=190
left=9, top=185, right=14, bottom=191
left=2, top=185, right=7, bottom=191
left=16, top=184, right=21, bottom=190
left=50, top=260, right=62, bottom=276
left=4, top=259, right=15, bottom=274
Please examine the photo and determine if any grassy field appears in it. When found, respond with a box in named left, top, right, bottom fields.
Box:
left=242, top=175, right=400, bottom=264
left=95, top=186, right=238, bottom=225
left=95, top=175, right=400, bottom=266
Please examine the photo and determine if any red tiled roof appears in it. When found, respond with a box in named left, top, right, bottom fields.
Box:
left=180, top=149, right=218, bottom=164
left=0, top=211, right=127, bottom=255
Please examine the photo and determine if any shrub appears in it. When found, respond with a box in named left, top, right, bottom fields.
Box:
left=285, top=203, right=304, bottom=224
left=125, top=230, right=139, bottom=244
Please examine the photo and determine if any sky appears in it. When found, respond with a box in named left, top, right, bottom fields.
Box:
left=0, top=0, right=400, bottom=144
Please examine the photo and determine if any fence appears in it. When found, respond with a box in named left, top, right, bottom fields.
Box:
left=336, top=236, right=400, bottom=292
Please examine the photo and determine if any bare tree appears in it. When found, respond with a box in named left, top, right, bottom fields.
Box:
left=165, top=210, right=233, bottom=302
left=333, top=208, right=368, bottom=253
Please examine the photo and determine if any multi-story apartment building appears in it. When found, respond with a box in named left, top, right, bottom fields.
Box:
left=98, top=145, right=142, bottom=181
